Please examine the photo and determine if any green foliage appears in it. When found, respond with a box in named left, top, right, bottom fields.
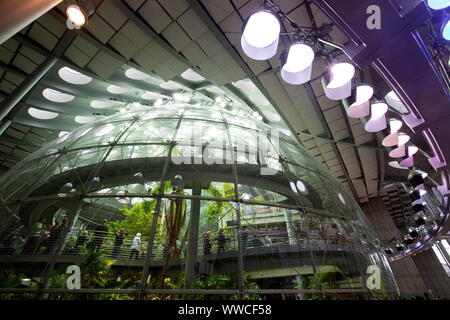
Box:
left=0, top=269, right=36, bottom=300
left=204, top=183, right=235, bottom=224
left=193, top=273, right=261, bottom=300
left=79, top=251, right=115, bottom=288
left=293, top=266, right=347, bottom=300
left=108, top=200, right=159, bottom=237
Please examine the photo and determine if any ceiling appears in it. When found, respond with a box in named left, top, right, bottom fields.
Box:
left=0, top=0, right=413, bottom=227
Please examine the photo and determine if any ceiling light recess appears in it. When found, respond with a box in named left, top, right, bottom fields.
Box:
left=58, top=67, right=92, bottom=85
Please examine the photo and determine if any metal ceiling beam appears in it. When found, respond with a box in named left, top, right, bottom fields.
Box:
left=186, top=0, right=306, bottom=148
left=0, top=136, right=41, bottom=148
left=303, top=82, right=361, bottom=202
left=0, top=151, right=22, bottom=162
left=0, top=55, right=57, bottom=123
left=297, top=131, right=383, bottom=150
left=0, top=0, right=62, bottom=45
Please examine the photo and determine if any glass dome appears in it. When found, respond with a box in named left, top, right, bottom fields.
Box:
left=0, top=103, right=398, bottom=299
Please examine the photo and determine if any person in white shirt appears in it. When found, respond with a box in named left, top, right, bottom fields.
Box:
left=129, top=233, right=141, bottom=259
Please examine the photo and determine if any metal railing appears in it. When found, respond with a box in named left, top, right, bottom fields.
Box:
left=0, top=223, right=366, bottom=263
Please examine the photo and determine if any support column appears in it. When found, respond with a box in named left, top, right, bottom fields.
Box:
left=38, top=199, right=81, bottom=298
left=0, top=55, right=58, bottom=123
left=0, top=0, right=62, bottom=45
left=284, top=210, right=296, bottom=245
left=184, top=182, right=201, bottom=288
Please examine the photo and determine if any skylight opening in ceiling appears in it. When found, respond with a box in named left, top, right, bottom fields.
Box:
left=42, top=88, right=75, bottom=103
left=159, top=81, right=191, bottom=91
left=58, top=67, right=93, bottom=85
left=75, top=115, right=97, bottom=124
left=142, top=91, right=164, bottom=100
left=91, top=100, right=114, bottom=108
left=106, top=85, right=129, bottom=94
left=205, top=86, right=226, bottom=95
left=181, top=69, right=205, bottom=82
left=125, top=68, right=151, bottom=81
left=28, top=107, right=59, bottom=120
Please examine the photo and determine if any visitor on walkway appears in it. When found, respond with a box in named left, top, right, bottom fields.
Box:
left=112, top=228, right=126, bottom=259
left=73, top=229, right=89, bottom=254
left=91, top=219, right=108, bottom=252
left=241, top=226, right=249, bottom=249
left=215, top=229, right=226, bottom=254
left=183, top=240, right=188, bottom=258
left=130, top=233, right=141, bottom=259
left=43, top=217, right=69, bottom=254
left=203, top=232, right=212, bottom=255
left=22, top=221, right=43, bottom=254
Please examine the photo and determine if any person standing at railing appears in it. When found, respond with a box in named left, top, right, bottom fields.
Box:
left=112, top=228, right=126, bottom=259
left=182, top=240, right=188, bottom=258
left=203, top=232, right=212, bottom=256
left=129, top=233, right=141, bottom=259
left=73, top=229, right=89, bottom=254
left=241, top=226, right=249, bottom=249
left=43, top=218, right=69, bottom=254
left=21, top=221, right=43, bottom=254
left=215, top=229, right=226, bottom=254
left=91, top=219, right=108, bottom=252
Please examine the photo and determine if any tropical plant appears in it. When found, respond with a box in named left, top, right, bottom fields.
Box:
left=192, top=273, right=261, bottom=300
left=108, top=200, right=159, bottom=237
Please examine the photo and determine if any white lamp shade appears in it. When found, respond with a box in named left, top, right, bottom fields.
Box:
left=364, top=102, right=388, bottom=132
left=346, top=85, right=374, bottom=118
left=382, top=119, right=403, bottom=147
left=389, top=144, right=406, bottom=158
left=322, top=63, right=355, bottom=100
left=280, top=43, right=314, bottom=85
left=241, top=11, right=280, bottom=60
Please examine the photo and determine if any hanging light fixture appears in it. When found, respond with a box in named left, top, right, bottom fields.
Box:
left=58, top=182, right=76, bottom=197
left=381, top=118, right=403, bottom=147
left=399, top=145, right=419, bottom=168
left=280, top=42, right=315, bottom=85
left=66, top=1, right=95, bottom=29
left=408, top=172, right=425, bottom=190
left=410, top=189, right=427, bottom=206
left=415, top=214, right=427, bottom=226
left=443, top=18, right=450, bottom=41
left=408, top=227, right=419, bottom=238
left=321, top=62, right=356, bottom=100
left=345, top=84, right=374, bottom=118
left=388, top=134, right=411, bottom=158
left=133, top=172, right=145, bottom=185
left=172, top=175, right=184, bottom=190
left=364, top=101, right=388, bottom=132
left=413, top=203, right=426, bottom=214
left=241, top=11, right=281, bottom=60
left=90, top=176, right=102, bottom=190
left=404, top=236, right=414, bottom=245
left=427, top=0, right=450, bottom=10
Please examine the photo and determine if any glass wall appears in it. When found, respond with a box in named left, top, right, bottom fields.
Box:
left=0, top=103, right=398, bottom=299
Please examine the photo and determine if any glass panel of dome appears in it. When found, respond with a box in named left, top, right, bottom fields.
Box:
left=0, top=103, right=398, bottom=298
left=73, top=123, right=124, bottom=149
left=130, top=144, right=167, bottom=159
left=175, top=120, right=227, bottom=145
left=117, top=119, right=178, bottom=145
left=184, top=108, right=222, bottom=121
